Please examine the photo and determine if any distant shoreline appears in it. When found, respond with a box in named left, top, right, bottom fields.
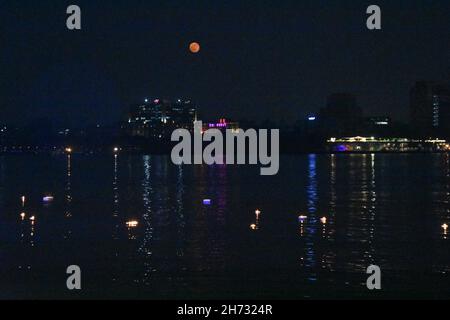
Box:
left=0, top=150, right=448, bottom=156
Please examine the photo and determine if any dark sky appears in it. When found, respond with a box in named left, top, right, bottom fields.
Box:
left=1, top=0, right=449, bottom=127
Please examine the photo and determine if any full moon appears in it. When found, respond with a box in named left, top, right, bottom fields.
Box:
left=189, top=42, right=200, bottom=53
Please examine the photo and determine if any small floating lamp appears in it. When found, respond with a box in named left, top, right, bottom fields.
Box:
left=126, top=220, right=139, bottom=228
left=203, top=199, right=212, bottom=205
left=43, top=195, right=54, bottom=203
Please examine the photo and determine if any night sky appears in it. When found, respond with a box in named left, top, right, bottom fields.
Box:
left=1, top=0, right=449, bottom=127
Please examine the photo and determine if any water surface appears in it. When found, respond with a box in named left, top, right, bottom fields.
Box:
left=0, top=153, right=449, bottom=299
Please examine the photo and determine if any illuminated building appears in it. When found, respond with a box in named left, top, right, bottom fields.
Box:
left=125, top=98, right=197, bottom=138
left=410, top=81, right=450, bottom=138
left=327, top=136, right=450, bottom=152
left=202, top=118, right=240, bottom=133
left=171, top=99, right=197, bottom=129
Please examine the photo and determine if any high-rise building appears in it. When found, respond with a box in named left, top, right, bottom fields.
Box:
left=125, top=98, right=197, bottom=139
left=318, top=93, right=363, bottom=136
left=171, top=99, right=197, bottom=127
left=410, top=81, right=450, bottom=138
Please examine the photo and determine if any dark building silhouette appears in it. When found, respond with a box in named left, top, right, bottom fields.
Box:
left=0, top=125, right=8, bottom=148
left=410, top=81, right=450, bottom=138
left=318, top=93, right=363, bottom=136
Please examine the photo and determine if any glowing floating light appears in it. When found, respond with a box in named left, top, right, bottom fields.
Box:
left=320, top=217, right=327, bottom=224
left=65, top=147, right=72, bottom=153
left=29, top=216, right=35, bottom=221
left=126, top=220, right=139, bottom=228
left=250, top=224, right=257, bottom=230
left=298, top=215, right=307, bottom=223
left=203, top=199, right=212, bottom=205
left=43, top=196, right=54, bottom=202
left=20, top=212, right=26, bottom=220
left=442, top=223, right=448, bottom=232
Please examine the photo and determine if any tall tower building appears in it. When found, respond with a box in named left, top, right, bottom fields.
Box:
left=125, top=98, right=197, bottom=138
left=410, top=81, right=450, bottom=138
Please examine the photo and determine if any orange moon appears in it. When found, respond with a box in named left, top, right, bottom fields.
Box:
left=189, top=42, right=200, bottom=53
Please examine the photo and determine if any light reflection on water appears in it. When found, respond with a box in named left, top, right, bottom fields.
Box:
left=0, top=153, right=449, bottom=299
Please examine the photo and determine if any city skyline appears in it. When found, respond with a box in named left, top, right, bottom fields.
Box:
left=1, top=1, right=450, bottom=126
